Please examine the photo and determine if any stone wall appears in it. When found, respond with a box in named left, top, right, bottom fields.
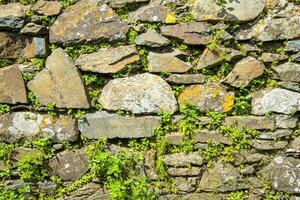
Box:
left=0, top=0, right=300, bottom=199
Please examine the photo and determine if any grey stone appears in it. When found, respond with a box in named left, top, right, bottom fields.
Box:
left=160, top=22, right=211, bottom=45
left=291, top=53, right=300, bottom=62
left=167, top=167, right=201, bottom=177
left=78, top=111, right=160, bottom=139
left=285, top=40, right=300, bottom=52
left=240, top=165, right=255, bottom=175
left=49, top=1, right=129, bottom=44
left=147, top=51, right=192, bottom=73
left=178, top=82, right=235, bottom=113
left=48, top=149, right=89, bottom=181
left=192, top=0, right=265, bottom=22
left=135, top=29, right=170, bottom=47
left=223, top=116, right=275, bottom=130
left=249, top=139, right=288, bottom=150
left=99, top=73, right=178, bottom=114
left=158, top=193, right=227, bottom=200
left=128, top=2, right=176, bottom=24
left=173, top=177, right=197, bottom=193
left=258, top=129, right=293, bottom=140
left=275, top=115, right=298, bottom=129
left=0, top=112, right=78, bottom=143
left=20, top=23, right=48, bottom=35
left=108, top=0, right=149, bottom=8
left=286, top=137, right=300, bottom=156
left=223, top=57, right=265, bottom=88
left=234, top=150, right=268, bottom=165
left=162, top=152, right=204, bottom=167
left=194, top=130, right=232, bottom=145
left=262, top=156, right=300, bottom=193
left=199, top=162, right=247, bottom=192
left=28, top=48, right=90, bottom=109
left=272, top=62, right=300, bottom=83
left=251, top=88, right=300, bottom=115
left=0, top=3, right=30, bottom=29
left=166, top=74, right=205, bottom=84
left=278, top=81, right=300, bottom=92
left=24, top=37, right=47, bottom=58
left=75, top=45, right=139, bottom=73
left=0, top=32, right=26, bottom=58
left=0, top=65, right=27, bottom=104
left=260, top=53, right=288, bottom=63
left=32, top=0, right=63, bottom=16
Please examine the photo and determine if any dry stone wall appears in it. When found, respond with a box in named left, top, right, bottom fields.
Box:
left=0, top=0, right=300, bottom=199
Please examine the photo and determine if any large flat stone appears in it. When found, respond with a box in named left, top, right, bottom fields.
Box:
left=49, top=1, right=129, bottom=44
left=78, top=111, right=160, bottom=139
left=223, top=116, right=275, bottom=130
left=28, top=48, right=89, bottom=109
left=32, top=0, right=63, bottom=16
left=135, top=29, right=170, bottom=47
left=272, top=62, right=300, bottom=83
left=99, top=73, right=178, bottom=114
left=0, top=3, right=30, bottom=29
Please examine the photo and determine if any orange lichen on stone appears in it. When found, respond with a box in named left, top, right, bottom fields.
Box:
left=222, top=93, right=235, bottom=112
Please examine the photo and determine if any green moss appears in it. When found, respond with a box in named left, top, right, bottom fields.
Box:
left=0, top=59, right=13, bottom=68
left=0, top=104, right=10, bottom=115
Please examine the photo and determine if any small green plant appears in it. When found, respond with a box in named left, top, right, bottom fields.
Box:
left=31, top=58, right=45, bottom=70
left=126, top=28, right=138, bottom=44
left=59, top=0, right=75, bottom=8
left=39, top=15, right=56, bottom=26
left=138, top=47, right=149, bottom=71
left=19, top=0, right=37, bottom=5
left=0, top=59, right=13, bottom=68
left=206, top=111, right=226, bottom=130
left=22, top=72, right=34, bottom=82
left=27, top=91, right=41, bottom=108
left=216, top=0, right=228, bottom=6
left=24, top=137, right=55, bottom=159
left=0, top=142, right=14, bottom=161
left=0, top=104, right=10, bottom=115
left=114, top=4, right=141, bottom=20
left=227, top=191, right=247, bottom=200
left=172, top=85, right=185, bottom=97
left=67, top=109, right=86, bottom=120
left=46, top=103, right=57, bottom=117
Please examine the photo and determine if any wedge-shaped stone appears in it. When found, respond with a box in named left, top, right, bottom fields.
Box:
left=0, top=65, right=27, bottom=104
left=28, top=48, right=89, bottom=108
left=223, top=57, right=265, bottom=88
left=147, top=51, right=192, bottom=73
left=49, top=1, right=129, bottom=44
left=192, top=0, right=265, bottom=22
left=252, top=88, right=300, bottom=115
left=0, top=112, right=78, bottom=143
left=0, top=3, right=30, bottom=29
left=75, top=45, right=139, bottom=73
left=260, top=53, right=288, bottom=63
left=78, top=111, right=160, bottom=139
left=178, top=82, right=235, bottom=113
left=99, top=73, right=178, bottom=114
left=272, top=62, right=300, bottom=83
left=135, top=29, right=170, bottom=47
left=166, top=74, right=205, bottom=84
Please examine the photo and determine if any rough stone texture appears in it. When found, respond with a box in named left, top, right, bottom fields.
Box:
left=260, top=53, right=288, bottom=63
left=194, top=130, right=232, bottom=145
left=199, top=162, right=247, bottom=192
left=11, top=147, right=43, bottom=166
left=0, top=65, right=27, bottom=104
left=24, top=37, right=47, bottom=58
left=278, top=81, right=300, bottom=92
left=160, top=22, right=211, bottom=45
left=285, top=40, right=300, bottom=52
left=49, top=1, right=129, bottom=44
left=275, top=115, right=298, bottom=129
left=33, top=0, right=63, bottom=16
left=251, top=88, right=300, bottom=115
left=28, top=48, right=90, bottom=109
left=223, top=57, right=265, bottom=87
left=166, top=74, right=205, bottom=84
left=178, top=82, right=235, bottom=113
left=168, top=167, right=201, bottom=177
left=196, top=47, right=241, bottom=70
left=108, top=0, right=149, bottom=8
left=0, top=32, right=25, bottom=58
left=258, top=129, right=292, bottom=140
left=223, top=116, right=275, bottom=130
left=191, top=0, right=265, bottom=22
left=272, top=62, right=300, bottom=83
left=75, top=45, right=139, bottom=73
left=286, top=137, right=300, bottom=156
left=48, top=149, right=89, bottom=181
left=128, top=3, right=176, bottom=24
left=250, top=139, right=288, bottom=150
left=263, top=156, right=300, bottom=193
left=234, top=150, right=268, bottom=165
left=99, top=73, right=178, bottom=114
left=0, top=112, right=78, bottom=143
left=159, top=193, right=227, bottom=200
left=135, top=29, right=170, bottom=47
left=236, top=16, right=300, bottom=41
left=78, top=111, right=160, bottom=139
left=162, top=152, right=204, bottom=167
left=173, top=177, right=197, bottom=193
left=0, top=3, right=30, bottom=29
left=20, top=23, right=48, bottom=35
left=147, top=51, right=192, bottom=73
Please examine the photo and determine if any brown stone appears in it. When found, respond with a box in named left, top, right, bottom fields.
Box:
left=0, top=32, right=25, bottom=58
left=223, top=116, right=275, bottom=130
left=33, top=0, right=63, bottom=16
left=166, top=74, right=205, bottom=84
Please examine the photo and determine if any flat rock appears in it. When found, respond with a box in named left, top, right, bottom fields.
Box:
left=0, top=65, right=27, bottom=104
left=278, top=81, right=300, bottom=92
left=0, top=3, right=30, bottom=29
left=236, top=16, right=300, bottom=41
left=32, top=0, right=63, bottom=16
left=28, top=48, right=89, bottom=109
left=178, top=82, right=235, bottom=113
left=260, top=53, right=288, bottom=63
left=160, top=22, right=211, bottom=45
left=147, top=51, right=192, bottom=73
left=223, top=116, right=275, bottom=130
left=159, top=193, right=227, bottom=200
left=262, top=156, right=300, bottom=193
left=24, top=37, right=47, bottom=58
left=251, top=88, right=300, bottom=115
left=0, top=32, right=26, bottom=58
left=191, top=0, right=265, bottom=22
left=78, top=111, right=160, bottom=139
left=196, top=47, right=241, bottom=70
left=99, top=73, right=178, bottom=114
left=75, top=45, right=139, bottom=73
left=285, top=40, right=300, bottom=52
left=48, top=149, right=89, bottom=181
left=49, top=1, right=129, bottom=44
left=194, top=130, right=232, bottom=145
left=275, top=115, right=298, bottom=129
left=286, top=137, right=300, bottom=156
left=223, top=57, right=265, bottom=87
left=199, top=162, right=247, bottom=192
left=0, top=112, right=78, bottom=143
left=258, top=129, right=293, bottom=140
left=128, top=3, right=176, bottom=24
left=173, top=177, right=197, bottom=193
left=162, top=152, right=204, bottom=167
left=250, top=139, right=288, bottom=150
left=168, top=167, right=201, bottom=177
left=166, top=74, right=205, bottom=84
left=135, top=29, right=170, bottom=47
left=20, top=23, right=48, bottom=35
left=108, top=0, right=149, bottom=8
left=272, top=62, right=300, bottom=83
